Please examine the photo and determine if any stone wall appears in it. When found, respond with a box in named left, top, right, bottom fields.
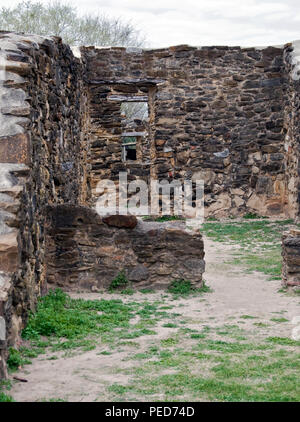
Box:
left=0, top=32, right=87, bottom=378
left=282, top=42, right=300, bottom=219
left=82, top=44, right=291, bottom=217
left=282, top=229, right=300, bottom=290
left=45, top=205, right=205, bottom=291
left=2, top=31, right=300, bottom=378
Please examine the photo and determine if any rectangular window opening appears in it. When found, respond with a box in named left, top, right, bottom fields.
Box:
left=120, top=99, right=149, bottom=162
left=120, top=101, right=149, bottom=126
left=122, top=136, right=137, bottom=161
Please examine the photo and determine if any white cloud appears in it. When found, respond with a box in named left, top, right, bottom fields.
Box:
left=0, top=0, right=299, bottom=47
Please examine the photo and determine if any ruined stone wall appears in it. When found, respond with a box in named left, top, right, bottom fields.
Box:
left=45, top=205, right=205, bottom=291
left=82, top=45, right=289, bottom=217
left=0, top=32, right=87, bottom=377
left=2, top=32, right=300, bottom=379
left=282, top=229, right=300, bottom=290
left=282, top=42, right=300, bottom=220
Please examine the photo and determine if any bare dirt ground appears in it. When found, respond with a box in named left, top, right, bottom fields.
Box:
left=9, top=237, right=300, bottom=402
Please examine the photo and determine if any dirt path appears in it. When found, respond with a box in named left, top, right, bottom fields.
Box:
left=9, top=236, right=300, bottom=402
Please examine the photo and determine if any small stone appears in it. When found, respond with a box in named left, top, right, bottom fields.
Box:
left=103, top=215, right=137, bottom=229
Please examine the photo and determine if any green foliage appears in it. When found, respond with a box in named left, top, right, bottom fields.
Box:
left=22, top=288, right=133, bottom=343
left=167, top=279, right=212, bottom=297
left=0, top=392, right=14, bottom=402
left=0, top=0, right=145, bottom=47
left=109, top=271, right=129, bottom=291
left=243, top=213, right=268, bottom=219
left=120, top=288, right=135, bottom=295
left=142, top=215, right=184, bottom=222
left=266, top=337, right=300, bottom=346
left=202, top=219, right=296, bottom=280
left=162, top=323, right=178, bottom=328
left=153, top=215, right=183, bottom=222
left=240, top=315, right=257, bottom=319
left=0, top=380, right=13, bottom=402
left=139, top=288, right=155, bottom=294
left=7, top=348, right=31, bottom=371
left=167, top=279, right=192, bottom=295
left=270, top=318, right=289, bottom=323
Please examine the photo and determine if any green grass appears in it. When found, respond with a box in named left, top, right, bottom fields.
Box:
left=139, top=288, right=155, bottom=294
left=110, top=331, right=300, bottom=401
left=17, top=288, right=166, bottom=361
left=0, top=392, right=15, bottom=402
left=202, top=219, right=295, bottom=280
left=120, top=288, right=135, bottom=295
left=0, top=380, right=14, bottom=402
left=243, top=213, right=266, bottom=219
left=22, top=289, right=133, bottom=341
left=266, top=337, right=300, bottom=346
left=7, top=348, right=32, bottom=371
left=167, top=279, right=212, bottom=297
left=142, top=215, right=184, bottom=222
left=240, top=315, right=257, bottom=320
left=270, top=318, right=289, bottom=323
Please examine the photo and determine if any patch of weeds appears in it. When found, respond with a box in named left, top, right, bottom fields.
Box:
left=266, top=337, right=300, bottom=346
left=270, top=349, right=290, bottom=358
left=270, top=318, right=289, bottom=323
left=7, top=348, right=31, bottom=371
left=0, top=380, right=12, bottom=390
left=198, top=281, right=213, bottom=294
left=162, top=323, right=178, bottom=328
left=144, top=215, right=184, bottom=223
left=109, top=271, right=129, bottom=291
left=202, top=219, right=295, bottom=279
left=230, top=251, right=282, bottom=280
left=167, top=279, right=192, bottom=295
left=0, top=392, right=15, bottom=402
left=161, top=337, right=179, bottom=347
left=21, top=288, right=137, bottom=356
left=136, top=302, right=158, bottom=318
left=216, top=325, right=247, bottom=339
left=196, top=339, right=271, bottom=354
left=120, top=328, right=156, bottom=339
left=240, top=315, right=257, bottom=320
left=190, top=333, right=206, bottom=339
left=120, top=288, right=135, bottom=295
left=39, top=398, right=67, bottom=402
left=278, top=287, right=288, bottom=293
left=243, top=213, right=264, bottom=219
left=167, top=279, right=212, bottom=297
left=133, top=318, right=157, bottom=329
left=201, top=326, right=211, bottom=333
left=117, top=341, right=140, bottom=347
left=108, top=384, right=133, bottom=395
left=139, top=288, right=155, bottom=294
left=18, top=346, right=40, bottom=358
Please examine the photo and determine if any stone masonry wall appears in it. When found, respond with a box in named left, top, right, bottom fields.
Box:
left=282, top=42, right=300, bottom=219
left=82, top=45, right=290, bottom=218
left=45, top=205, right=205, bottom=291
left=0, top=32, right=87, bottom=378
left=2, top=32, right=300, bottom=379
left=282, top=229, right=300, bottom=290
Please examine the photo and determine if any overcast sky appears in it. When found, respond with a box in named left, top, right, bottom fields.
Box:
left=0, top=0, right=300, bottom=48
